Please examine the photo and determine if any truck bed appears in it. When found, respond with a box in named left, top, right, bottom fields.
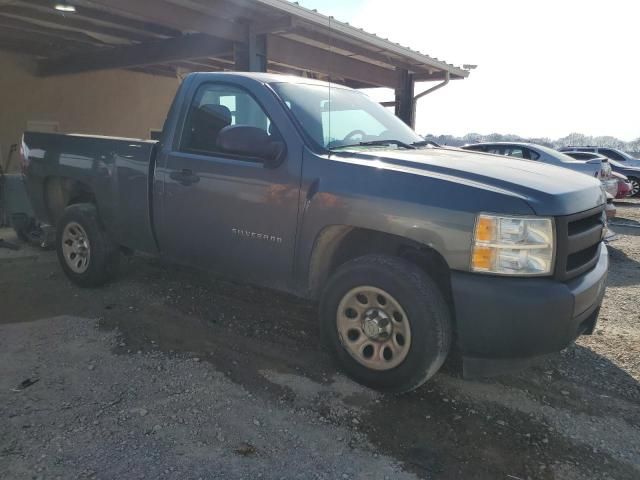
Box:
left=22, top=132, right=159, bottom=253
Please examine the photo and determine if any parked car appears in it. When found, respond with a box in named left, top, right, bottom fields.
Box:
left=461, top=142, right=616, bottom=196
left=611, top=171, right=632, bottom=199
left=559, top=146, right=640, bottom=168
left=20, top=73, right=609, bottom=393
left=609, top=160, right=640, bottom=197
left=562, top=150, right=640, bottom=197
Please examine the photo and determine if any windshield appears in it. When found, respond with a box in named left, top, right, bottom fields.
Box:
left=271, top=82, right=423, bottom=150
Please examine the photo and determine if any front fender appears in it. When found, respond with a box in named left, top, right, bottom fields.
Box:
left=294, top=151, right=535, bottom=294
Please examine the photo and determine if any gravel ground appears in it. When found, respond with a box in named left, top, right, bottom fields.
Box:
left=0, top=199, right=638, bottom=480
left=0, top=316, right=413, bottom=480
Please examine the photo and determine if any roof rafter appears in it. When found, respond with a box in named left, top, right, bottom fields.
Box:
left=81, top=0, right=248, bottom=43
left=0, top=6, right=156, bottom=43
left=38, top=33, right=234, bottom=76
left=268, top=35, right=398, bottom=88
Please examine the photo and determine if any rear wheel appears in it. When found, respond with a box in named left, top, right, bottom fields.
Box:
left=320, top=254, right=452, bottom=393
left=628, top=177, right=640, bottom=197
left=56, top=204, right=120, bottom=287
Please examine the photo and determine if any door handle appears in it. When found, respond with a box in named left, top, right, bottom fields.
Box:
left=170, top=169, right=200, bottom=186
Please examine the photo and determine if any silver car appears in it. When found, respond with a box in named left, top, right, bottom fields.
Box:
left=462, top=142, right=616, bottom=196
left=560, top=146, right=640, bottom=169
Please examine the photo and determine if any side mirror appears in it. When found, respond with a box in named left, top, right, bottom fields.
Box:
left=217, top=125, right=286, bottom=169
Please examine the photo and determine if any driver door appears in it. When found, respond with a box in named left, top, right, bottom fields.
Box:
left=155, top=82, right=301, bottom=287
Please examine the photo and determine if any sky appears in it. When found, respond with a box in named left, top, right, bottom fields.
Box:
left=293, top=0, right=639, bottom=141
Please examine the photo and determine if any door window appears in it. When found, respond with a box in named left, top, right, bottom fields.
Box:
left=486, top=146, right=505, bottom=155
left=504, top=147, right=524, bottom=158
left=180, top=83, right=275, bottom=156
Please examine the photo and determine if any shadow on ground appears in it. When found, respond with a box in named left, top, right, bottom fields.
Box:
left=606, top=245, right=640, bottom=287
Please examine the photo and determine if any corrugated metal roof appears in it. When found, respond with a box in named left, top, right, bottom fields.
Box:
left=255, top=0, right=469, bottom=78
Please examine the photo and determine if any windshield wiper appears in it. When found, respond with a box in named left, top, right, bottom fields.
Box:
left=330, top=140, right=416, bottom=151
left=411, top=140, right=441, bottom=148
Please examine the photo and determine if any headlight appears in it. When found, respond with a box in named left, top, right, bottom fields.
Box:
left=471, top=214, right=555, bottom=276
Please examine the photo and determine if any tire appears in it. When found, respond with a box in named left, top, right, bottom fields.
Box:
left=628, top=177, right=640, bottom=197
left=320, top=254, right=452, bottom=394
left=56, top=203, right=120, bottom=287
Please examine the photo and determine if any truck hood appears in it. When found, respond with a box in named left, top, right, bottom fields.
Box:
left=336, top=147, right=605, bottom=216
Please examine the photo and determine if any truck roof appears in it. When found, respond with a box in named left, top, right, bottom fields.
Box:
left=187, top=71, right=344, bottom=89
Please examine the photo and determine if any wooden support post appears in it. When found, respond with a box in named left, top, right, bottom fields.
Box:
left=394, top=69, right=415, bottom=128
left=234, top=23, right=267, bottom=72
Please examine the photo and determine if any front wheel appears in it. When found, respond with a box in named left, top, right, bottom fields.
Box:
left=320, top=255, right=452, bottom=393
left=56, top=203, right=120, bottom=287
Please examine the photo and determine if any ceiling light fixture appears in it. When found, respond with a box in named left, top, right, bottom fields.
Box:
left=54, top=1, right=76, bottom=13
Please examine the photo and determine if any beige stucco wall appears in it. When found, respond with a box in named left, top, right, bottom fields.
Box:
left=0, top=50, right=180, bottom=171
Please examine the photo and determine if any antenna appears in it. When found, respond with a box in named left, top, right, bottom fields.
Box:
left=328, top=15, right=334, bottom=153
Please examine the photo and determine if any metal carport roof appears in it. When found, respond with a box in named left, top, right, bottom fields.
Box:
left=0, top=0, right=470, bottom=125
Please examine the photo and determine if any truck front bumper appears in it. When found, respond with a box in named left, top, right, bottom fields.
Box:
left=450, top=245, right=608, bottom=377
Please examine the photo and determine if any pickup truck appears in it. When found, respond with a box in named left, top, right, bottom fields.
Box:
left=21, top=73, right=609, bottom=393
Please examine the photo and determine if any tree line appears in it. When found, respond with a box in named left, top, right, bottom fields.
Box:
left=423, top=132, right=640, bottom=154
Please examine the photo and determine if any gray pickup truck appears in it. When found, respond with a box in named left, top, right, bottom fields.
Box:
left=21, top=73, right=608, bottom=393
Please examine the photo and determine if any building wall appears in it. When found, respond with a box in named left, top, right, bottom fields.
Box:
left=0, top=50, right=180, bottom=171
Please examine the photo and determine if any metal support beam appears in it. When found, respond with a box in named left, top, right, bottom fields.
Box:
left=38, top=33, right=233, bottom=76
left=394, top=69, right=415, bottom=127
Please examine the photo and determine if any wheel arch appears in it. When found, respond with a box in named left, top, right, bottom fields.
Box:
left=307, top=225, right=453, bottom=304
left=43, top=176, right=97, bottom=225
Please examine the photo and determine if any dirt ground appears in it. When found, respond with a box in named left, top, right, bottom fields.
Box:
left=1, top=200, right=639, bottom=480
